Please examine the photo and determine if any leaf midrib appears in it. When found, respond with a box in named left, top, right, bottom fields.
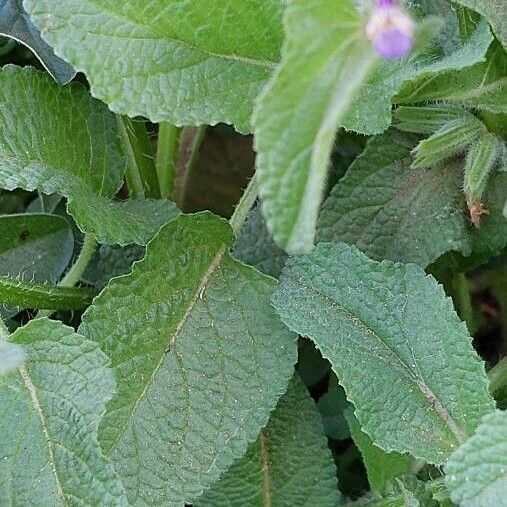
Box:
left=105, top=245, right=227, bottom=456
left=295, top=278, right=467, bottom=445
left=19, top=362, right=67, bottom=505
left=74, top=0, right=278, bottom=70
left=260, top=431, right=272, bottom=507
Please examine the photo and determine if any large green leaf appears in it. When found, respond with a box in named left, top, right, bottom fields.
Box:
left=342, top=20, right=493, bottom=134
left=446, top=410, right=507, bottom=507
left=0, top=318, right=127, bottom=505
left=273, top=242, right=494, bottom=464
left=0, top=0, right=75, bottom=83
left=254, top=0, right=377, bottom=253
left=0, top=65, right=178, bottom=245
left=345, top=408, right=414, bottom=496
left=196, top=374, right=339, bottom=506
left=318, top=131, right=507, bottom=268
left=79, top=212, right=297, bottom=506
left=453, top=0, right=507, bottom=49
left=25, top=0, right=282, bottom=134
left=0, top=213, right=73, bottom=283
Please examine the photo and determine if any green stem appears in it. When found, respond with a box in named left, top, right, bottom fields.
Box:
left=229, top=173, right=260, bottom=237
left=489, top=356, right=507, bottom=394
left=451, top=273, right=475, bottom=333
left=0, top=276, right=92, bottom=310
left=36, top=234, right=97, bottom=318
left=118, top=116, right=146, bottom=199
left=174, top=126, right=207, bottom=208
left=156, top=123, right=181, bottom=199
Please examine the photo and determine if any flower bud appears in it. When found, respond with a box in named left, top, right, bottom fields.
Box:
left=366, top=0, right=415, bottom=59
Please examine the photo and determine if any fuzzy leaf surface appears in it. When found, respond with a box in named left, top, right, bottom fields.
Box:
left=342, top=21, right=493, bottom=134
left=0, top=318, right=127, bottom=505
left=273, top=242, right=494, bottom=464
left=0, top=66, right=178, bottom=245
left=24, top=0, right=282, bottom=133
left=446, top=410, right=507, bottom=507
left=255, top=0, right=377, bottom=253
left=197, top=374, right=338, bottom=507
left=80, top=212, right=297, bottom=506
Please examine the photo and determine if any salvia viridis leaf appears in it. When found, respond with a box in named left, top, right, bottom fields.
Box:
left=0, top=339, right=24, bottom=374
left=196, top=374, right=339, bottom=507
left=0, top=0, right=75, bottom=84
left=255, top=0, right=377, bottom=253
left=79, top=212, right=297, bottom=506
left=24, top=0, right=283, bottom=134
left=446, top=410, right=507, bottom=507
left=0, top=318, right=127, bottom=505
left=0, top=66, right=179, bottom=246
left=393, top=105, right=468, bottom=134
left=273, top=242, right=495, bottom=464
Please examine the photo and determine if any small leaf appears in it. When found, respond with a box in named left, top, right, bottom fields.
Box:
left=318, top=131, right=471, bottom=267
left=255, top=0, right=377, bottom=253
left=345, top=408, right=414, bottom=495
left=25, top=0, right=283, bottom=133
left=0, top=318, right=127, bottom=505
left=0, top=0, right=75, bottom=84
left=446, top=410, right=507, bottom=507
left=396, top=42, right=507, bottom=114
left=273, top=242, right=495, bottom=464
left=80, top=212, right=297, bottom=505
left=452, top=0, right=507, bottom=49
left=0, top=66, right=178, bottom=245
left=196, top=374, right=339, bottom=507
left=343, top=20, right=493, bottom=134
left=393, top=106, right=467, bottom=134
left=464, top=130, right=501, bottom=204
left=412, top=116, right=483, bottom=169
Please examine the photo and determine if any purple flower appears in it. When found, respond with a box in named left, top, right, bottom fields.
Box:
left=366, top=0, right=415, bottom=59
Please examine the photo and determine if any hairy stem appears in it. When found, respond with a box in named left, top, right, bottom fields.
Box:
left=0, top=276, right=92, bottom=311
left=451, top=273, right=475, bottom=333
left=118, top=116, right=146, bottom=199
left=229, top=173, right=260, bottom=237
left=156, top=123, right=181, bottom=199
left=174, top=126, right=207, bottom=208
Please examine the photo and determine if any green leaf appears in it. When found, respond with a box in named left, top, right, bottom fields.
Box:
left=79, top=212, right=297, bottom=505
left=411, top=116, right=483, bottom=169
left=0, top=213, right=73, bottom=284
left=0, top=0, right=75, bottom=84
left=196, top=374, right=339, bottom=506
left=25, top=0, right=283, bottom=134
left=273, top=242, right=495, bottom=464
left=318, top=132, right=470, bottom=267
left=452, top=0, right=507, bottom=49
left=396, top=43, right=507, bottom=114
left=345, top=408, right=414, bottom=495
left=0, top=65, right=178, bottom=245
left=393, top=106, right=467, bottom=134
left=0, top=339, right=24, bottom=374
left=233, top=204, right=287, bottom=278
left=255, top=0, right=377, bottom=253
left=0, top=318, right=127, bottom=505
left=342, top=20, right=493, bottom=135
left=446, top=410, right=507, bottom=507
